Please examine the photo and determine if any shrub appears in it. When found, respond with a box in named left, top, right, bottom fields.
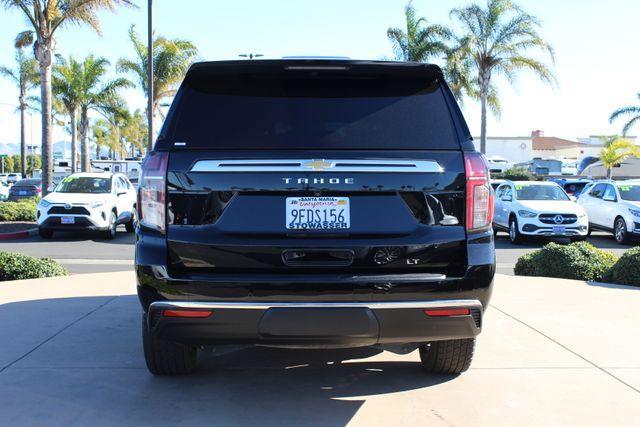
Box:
left=605, top=247, right=640, bottom=287
left=0, top=199, right=38, bottom=222
left=0, top=251, right=67, bottom=281
left=514, top=242, right=617, bottom=282
left=496, top=167, right=537, bottom=181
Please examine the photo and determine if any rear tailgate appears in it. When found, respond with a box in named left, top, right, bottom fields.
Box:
left=154, top=59, right=472, bottom=295
left=166, top=150, right=467, bottom=277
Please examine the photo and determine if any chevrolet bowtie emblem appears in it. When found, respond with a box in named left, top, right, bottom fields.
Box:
left=303, top=159, right=334, bottom=171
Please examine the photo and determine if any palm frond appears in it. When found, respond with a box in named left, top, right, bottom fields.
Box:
left=14, top=30, right=34, bottom=48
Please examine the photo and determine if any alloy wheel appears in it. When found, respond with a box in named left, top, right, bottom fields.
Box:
left=615, top=219, right=625, bottom=243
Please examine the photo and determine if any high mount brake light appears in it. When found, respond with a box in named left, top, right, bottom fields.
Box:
left=464, top=152, right=494, bottom=232
left=138, top=152, right=168, bottom=234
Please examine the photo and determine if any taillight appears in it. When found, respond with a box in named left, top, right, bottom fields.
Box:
left=464, top=152, right=494, bottom=232
left=138, top=151, right=168, bottom=233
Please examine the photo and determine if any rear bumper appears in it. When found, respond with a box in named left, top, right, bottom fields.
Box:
left=148, top=299, right=482, bottom=348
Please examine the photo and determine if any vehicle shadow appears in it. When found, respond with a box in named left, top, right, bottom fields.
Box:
left=585, top=281, right=640, bottom=291
left=2, top=229, right=135, bottom=245
left=0, top=295, right=457, bottom=426
left=494, top=232, right=633, bottom=250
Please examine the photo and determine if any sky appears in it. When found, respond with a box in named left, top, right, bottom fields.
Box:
left=1, top=0, right=639, bottom=149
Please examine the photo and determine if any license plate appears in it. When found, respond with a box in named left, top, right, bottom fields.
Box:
left=61, top=216, right=75, bottom=224
left=286, top=197, right=350, bottom=230
left=19, top=191, right=26, bottom=195
left=552, top=225, right=566, bottom=234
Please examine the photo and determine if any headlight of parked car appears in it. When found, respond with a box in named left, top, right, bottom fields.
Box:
left=628, top=208, right=640, bottom=218
left=38, top=199, right=51, bottom=208
left=517, top=210, right=537, bottom=218
left=89, top=201, right=105, bottom=209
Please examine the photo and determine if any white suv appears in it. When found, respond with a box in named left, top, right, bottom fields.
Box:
left=493, top=181, right=589, bottom=244
left=37, top=172, right=137, bottom=239
left=577, top=180, right=640, bottom=244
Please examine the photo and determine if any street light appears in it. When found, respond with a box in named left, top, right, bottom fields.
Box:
left=239, top=53, right=264, bottom=60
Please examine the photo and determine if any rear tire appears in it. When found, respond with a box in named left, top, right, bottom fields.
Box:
left=419, top=338, right=475, bottom=374
left=142, top=312, right=198, bottom=376
left=614, top=217, right=631, bottom=245
left=38, top=228, right=53, bottom=239
left=125, top=208, right=137, bottom=233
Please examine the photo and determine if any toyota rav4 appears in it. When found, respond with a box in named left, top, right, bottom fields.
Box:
left=136, top=59, right=495, bottom=376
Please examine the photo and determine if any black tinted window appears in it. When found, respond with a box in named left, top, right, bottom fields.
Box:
left=163, top=75, right=460, bottom=150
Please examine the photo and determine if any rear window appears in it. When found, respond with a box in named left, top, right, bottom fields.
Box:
left=161, top=70, right=461, bottom=150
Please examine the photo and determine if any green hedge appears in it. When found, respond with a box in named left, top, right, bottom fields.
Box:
left=605, top=247, right=640, bottom=287
left=0, top=251, right=67, bottom=281
left=494, top=166, right=538, bottom=181
left=0, top=199, right=38, bottom=222
left=514, top=242, right=617, bottom=282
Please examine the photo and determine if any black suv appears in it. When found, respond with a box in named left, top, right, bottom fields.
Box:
left=136, top=59, right=495, bottom=376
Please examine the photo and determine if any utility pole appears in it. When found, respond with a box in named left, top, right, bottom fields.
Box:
left=147, top=0, right=154, bottom=152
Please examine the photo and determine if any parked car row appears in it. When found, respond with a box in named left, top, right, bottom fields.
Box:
left=492, top=178, right=640, bottom=245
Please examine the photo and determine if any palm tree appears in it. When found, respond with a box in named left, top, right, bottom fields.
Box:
left=3, top=0, right=134, bottom=194
left=442, top=41, right=501, bottom=115
left=118, top=25, right=198, bottom=149
left=92, top=119, right=110, bottom=160
left=451, top=0, right=555, bottom=154
left=75, top=56, right=131, bottom=171
left=121, top=109, right=148, bottom=157
left=609, top=93, right=640, bottom=136
left=0, top=48, right=39, bottom=178
left=52, top=56, right=82, bottom=173
left=599, top=137, right=640, bottom=179
left=387, top=3, right=451, bottom=62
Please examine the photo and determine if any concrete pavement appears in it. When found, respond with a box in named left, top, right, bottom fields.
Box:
left=1, top=272, right=639, bottom=426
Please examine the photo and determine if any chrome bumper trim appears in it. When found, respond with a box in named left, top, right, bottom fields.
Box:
left=151, top=299, right=482, bottom=311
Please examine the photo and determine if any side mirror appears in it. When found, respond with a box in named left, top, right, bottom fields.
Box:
left=569, top=195, right=577, bottom=202
left=47, top=185, right=55, bottom=192
left=502, top=195, right=512, bottom=202
left=603, top=195, right=617, bottom=202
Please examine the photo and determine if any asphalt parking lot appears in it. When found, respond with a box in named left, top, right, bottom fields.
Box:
left=0, top=229, right=633, bottom=275
left=1, top=271, right=639, bottom=426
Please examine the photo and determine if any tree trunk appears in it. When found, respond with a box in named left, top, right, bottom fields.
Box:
left=19, top=94, right=27, bottom=178
left=80, top=107, right=90, bottom=172
left=607, top=167, right=613, bottom=179
left=39, top=61, right=53, bottom=195
left=479, top=69, right=490, bottom=155
left=70, top=109, right=78, bottom=173
left=35, top=36, right=55, bottom=196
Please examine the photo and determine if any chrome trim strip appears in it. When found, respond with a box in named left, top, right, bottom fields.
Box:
left=190, top=159, right=443, bottom=173
left=151, top=299, right=482, bottom=311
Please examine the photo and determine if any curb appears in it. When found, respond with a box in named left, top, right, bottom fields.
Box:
left=0, top=228, right=39, bottom=241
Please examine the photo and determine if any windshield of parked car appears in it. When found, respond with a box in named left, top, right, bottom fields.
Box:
left=618, top=184, right=640, bottom=201
left=56, top=177, right=111, bottom=193
left=515, top=184, right=569, bottom=201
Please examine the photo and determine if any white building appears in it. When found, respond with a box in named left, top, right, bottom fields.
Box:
left=471, top=136, right=532, bottom=164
